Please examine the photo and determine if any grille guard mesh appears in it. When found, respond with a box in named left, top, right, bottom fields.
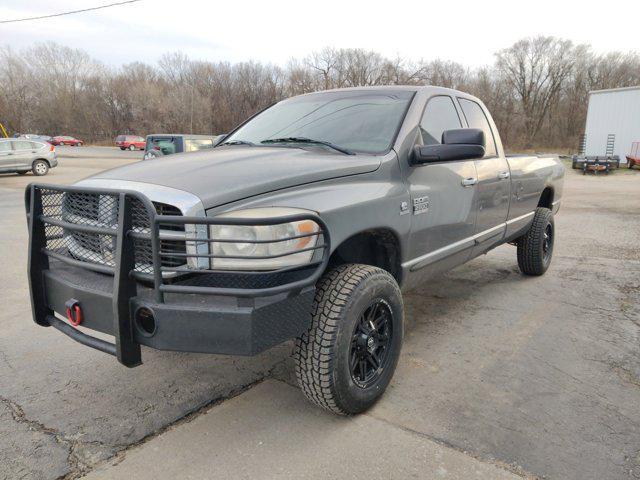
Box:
left=26, top=183, right=331, bottom=302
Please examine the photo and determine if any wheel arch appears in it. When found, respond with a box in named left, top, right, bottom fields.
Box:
left=32, top=157, right=51, bottom=167
left=537, top=186, right=554, bottom=209
left=328, top=228, right=402, bottom=285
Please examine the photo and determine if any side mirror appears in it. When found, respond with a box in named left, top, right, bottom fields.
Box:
left=411, top=128, right=485, bottom=165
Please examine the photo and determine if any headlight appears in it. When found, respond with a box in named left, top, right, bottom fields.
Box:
left=209, top=207, right=320, bottom=270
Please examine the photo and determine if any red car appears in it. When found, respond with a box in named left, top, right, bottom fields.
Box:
left=115, top=135, right=145, bottom=151
left=52, top=136, right=83, bottom=146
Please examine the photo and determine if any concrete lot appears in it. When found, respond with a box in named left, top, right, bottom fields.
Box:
left=0, top=149, right=638, bottom=480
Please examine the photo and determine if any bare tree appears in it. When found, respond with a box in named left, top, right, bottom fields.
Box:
left=496, top=36, right=576, bottom=147
left=0, top=38, right=637, bottom=151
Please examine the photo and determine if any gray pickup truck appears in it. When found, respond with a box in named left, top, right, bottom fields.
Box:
left=26, top=86, right=564, bottom=415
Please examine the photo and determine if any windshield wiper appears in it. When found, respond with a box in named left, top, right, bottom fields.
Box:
left=219, top=140, right=255, bottom=146
left=261, top=137, right=354, bottom=155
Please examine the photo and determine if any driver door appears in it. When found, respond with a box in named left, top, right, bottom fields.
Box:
left=405, top=95, right=478, bottom=275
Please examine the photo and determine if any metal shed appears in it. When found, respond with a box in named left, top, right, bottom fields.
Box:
left=584, top=86, right=640, bottom=164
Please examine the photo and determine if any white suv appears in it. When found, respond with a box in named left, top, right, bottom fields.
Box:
left=0, top=138, right=58, bottom=176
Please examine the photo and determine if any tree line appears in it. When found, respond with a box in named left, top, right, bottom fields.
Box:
left=1, top=37, right=638, bottom=151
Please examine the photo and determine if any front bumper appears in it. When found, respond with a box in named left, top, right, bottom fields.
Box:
left=43, top=261, right=315, bottom=357
left=26, top=184, right=329, bottom=367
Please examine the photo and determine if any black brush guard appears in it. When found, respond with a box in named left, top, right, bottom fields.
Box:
left=26, top=184, right=330, bottom=367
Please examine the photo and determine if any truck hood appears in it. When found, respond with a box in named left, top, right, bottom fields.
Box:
left=79, top=146, right=382, bottom=208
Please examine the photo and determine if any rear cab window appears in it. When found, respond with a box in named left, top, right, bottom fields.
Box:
left=457, top=98, right=497, bottom=157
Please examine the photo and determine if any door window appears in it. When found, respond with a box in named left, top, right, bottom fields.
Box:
left=419, top=96, right=462, bottom=145
left=457, top=98, right=497, bottom=157
left=12, top=141, right=33, bottom=150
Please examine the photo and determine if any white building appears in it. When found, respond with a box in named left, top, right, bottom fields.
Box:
left=584, top=86, right=640, bottom=164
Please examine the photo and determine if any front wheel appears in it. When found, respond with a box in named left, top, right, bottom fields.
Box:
left=517, top=207, right=554, bottom=276
left=128, top=144, right=136, bottom=151
left=294, top=264, right=404, bottom=415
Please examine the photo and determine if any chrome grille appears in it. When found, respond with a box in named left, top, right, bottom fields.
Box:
left=49, top=191, right=187, bottom=274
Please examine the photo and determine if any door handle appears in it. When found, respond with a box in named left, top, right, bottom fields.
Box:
left=461, top=177, right=478, bottom=187
left=498, top=171, right=510, bottom=179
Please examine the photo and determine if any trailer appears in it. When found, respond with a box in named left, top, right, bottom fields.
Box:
left=572, top=154, right=619, bottom=172
left=581, top=86, right=640, bottom=167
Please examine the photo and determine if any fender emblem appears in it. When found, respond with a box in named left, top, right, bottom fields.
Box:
left=413, top=196, right=429, bottom=215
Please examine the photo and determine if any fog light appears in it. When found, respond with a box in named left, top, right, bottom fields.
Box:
left=135, top=307, right=156, bottom=336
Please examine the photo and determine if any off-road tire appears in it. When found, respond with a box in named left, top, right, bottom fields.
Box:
left=517, top=207, right=554, bottom=276
left=294, top=264, right=404, bottom=415
left=32, top=160, right=49, bottom=176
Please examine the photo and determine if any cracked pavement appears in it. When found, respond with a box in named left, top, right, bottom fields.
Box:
left=1, top=150, right=639, bottom=479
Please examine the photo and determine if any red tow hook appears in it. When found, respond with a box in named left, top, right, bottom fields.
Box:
left=64, top=299, right=82, bottom=327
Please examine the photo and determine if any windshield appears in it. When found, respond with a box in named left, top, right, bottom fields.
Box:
left=223, top=90, right=414, bottom=154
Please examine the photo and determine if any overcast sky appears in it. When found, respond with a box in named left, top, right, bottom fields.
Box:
left=1, top=0, right=639, bottom=68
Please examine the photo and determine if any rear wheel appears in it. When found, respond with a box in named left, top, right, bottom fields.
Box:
left=294, top=264, right=404, bottom=415
left=32, top=160, right=49, bottom=176
left=128, top=144, right=136, bottom=151
left=517, top=207, right=554, bottom=276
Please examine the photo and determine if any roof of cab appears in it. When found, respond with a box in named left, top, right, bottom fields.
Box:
left=291, top=85, right=477, bottom=100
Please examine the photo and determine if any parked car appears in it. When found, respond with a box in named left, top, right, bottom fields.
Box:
left=115, top=135, right=146, bottom=151
left=52, top=136, right=83, bottom=146
left=25, top=86, right=564, bottom=415
left=0, top=138, right=57, bottom=175
left=142, top=134, right=220, bottom=159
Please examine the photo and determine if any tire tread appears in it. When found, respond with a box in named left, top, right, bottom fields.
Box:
left=517, top=207, right=553, bottom=275
left=294, top=264, right=397, bottom=415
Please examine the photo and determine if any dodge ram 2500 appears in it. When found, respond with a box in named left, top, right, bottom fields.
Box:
left=26, top=86, right=564, bottom=414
